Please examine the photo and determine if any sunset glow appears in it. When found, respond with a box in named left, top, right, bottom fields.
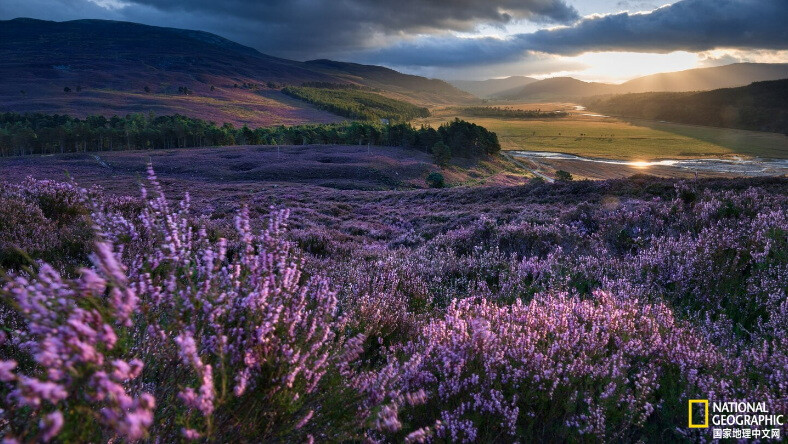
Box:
left=557, top=51, right=701, bottom=83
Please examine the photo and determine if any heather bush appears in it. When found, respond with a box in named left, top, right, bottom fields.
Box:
left=0, top=170, right=785, bottom=442
left=0, top=179, right=94, bottom=271
left=366, top=291, right=743, bottom=442
left=0, top=246, right=154, bottom=442
left=1, top=167, right=354, bottom=442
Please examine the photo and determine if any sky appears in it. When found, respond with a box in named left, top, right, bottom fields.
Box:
left=1, top=0, right=787, bottom=82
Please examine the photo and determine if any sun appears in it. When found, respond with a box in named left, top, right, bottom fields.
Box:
left=629, top=160, right=651, bottom=169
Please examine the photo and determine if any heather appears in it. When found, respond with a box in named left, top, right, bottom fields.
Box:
left=0, top=170, right=786, bottom=442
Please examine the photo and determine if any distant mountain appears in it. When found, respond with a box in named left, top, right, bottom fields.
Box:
left=618, top=63, right=788, bottom=93
left=0, top=18, right=471, bottom=127
left=496, top=63, right=788, bottom=101
left=495, top=77, right=619, bottom=100
left=449, top=76, right=538, bottom=98
left=584, top=79, right=788, bottom=133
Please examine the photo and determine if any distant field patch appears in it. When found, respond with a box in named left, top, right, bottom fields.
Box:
left=281, top=86, right=430, bottom=122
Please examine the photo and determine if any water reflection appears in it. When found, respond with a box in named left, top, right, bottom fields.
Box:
left=509, top=151, right=788, bottom=176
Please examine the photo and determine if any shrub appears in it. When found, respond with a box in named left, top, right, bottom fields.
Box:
left=431, top=142, right=451, bottom=166
left=0, top=166, right=354, bottom=442
left=368, top=292, right=742, bottom=443
left=426, top=172, right=445, bottom=188
left=556, top=170, right=573, bottom=181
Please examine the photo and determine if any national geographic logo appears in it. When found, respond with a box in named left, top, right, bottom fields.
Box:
left=689, top=399, right=784, bottom=440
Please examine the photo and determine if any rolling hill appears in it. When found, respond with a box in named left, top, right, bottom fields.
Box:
left=494, top=77, right=619, bottom=100
left=449, top=76, right=538, bottom=98
left=618, top=63, right=788, bottom=94
left=583, top=79, right=788, bottom=134
left=495, top=63, right=788, bottom=101
left=304, top=59, right=475, bottom=104
left=0, top=18, right=472, bottom=127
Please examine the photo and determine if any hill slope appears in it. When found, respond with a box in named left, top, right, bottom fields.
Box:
left=450, top=76, right=538, bottom=98
left=584, top=79, right=788, bottom=134
left=497, top=63, right=788, bottom=101
left=619, top=63, right=788, bottom=93
left=0, top=18, right=469, bottom=126
left=495, top=77, right=619, bottom=100
left=305, top=60, right=475, bottom=105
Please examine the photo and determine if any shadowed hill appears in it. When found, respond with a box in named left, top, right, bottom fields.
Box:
left=450, top=76, right=538, bottom=98
left=496, top=63, right=788, bottom=101
left=494, top=77, right=619, bottom=100
left=584, top=79, right=788, bottom=134
left=0, top=18, right=470, bottom=126
left=619, top=63, right=788, bottom=93
left=304, top=59, right=475, bottom=104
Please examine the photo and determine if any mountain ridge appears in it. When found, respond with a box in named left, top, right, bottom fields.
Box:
left=492, top=63, right=788, bottom=101
left=450, top=76, right=538, bottom=98
left=0, top=18, right=472, bottom=126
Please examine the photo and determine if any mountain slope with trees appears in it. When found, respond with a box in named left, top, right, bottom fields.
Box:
left=0, top=18, right=470, bottom=126
left=583, top=79, right=788, bottom=134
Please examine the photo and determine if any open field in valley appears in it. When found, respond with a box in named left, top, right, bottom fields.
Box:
left=417, top=103, right=788, bottom=160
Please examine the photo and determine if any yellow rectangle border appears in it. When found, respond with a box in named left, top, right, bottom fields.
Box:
left=688, top=399, right=709, bottom=428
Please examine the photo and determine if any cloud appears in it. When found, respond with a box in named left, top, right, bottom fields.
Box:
left=697, top=49, right=788, bottom=67
left=385, top=52, right=588, bottom=80
left=355, top=0, right=788, bottom=67
left=116, top=0, right=579, bottom=59
left=526, top=0, right=788, bottom=54
left=1, top=0, right=784, bottom=79
left=0, top=0, right=579, bottom=59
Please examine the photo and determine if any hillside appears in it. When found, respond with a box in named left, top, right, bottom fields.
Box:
left=0, top=18, right=469, bottom=126
left=304, top=59, right=475, bottom=105
left=494, top=77, right=619, bottom=100
left=584, top=79, right=788, bottom=134
left=281, top=86, right=430, bottom=122
left=496, top=63, right=788, bottom=101
left=450, top=76, right=538, bottom=98
left=619, top=63, right=788, bottom=93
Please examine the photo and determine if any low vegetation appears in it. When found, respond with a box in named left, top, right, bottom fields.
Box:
left=0, top=170, right=785, bottom=442
left=281, top=86, right=430, bottom=122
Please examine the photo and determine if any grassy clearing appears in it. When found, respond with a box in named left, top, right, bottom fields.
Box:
left=418, top=103, right=788, bottom=160
left=281, top=86, right=430, bottom=122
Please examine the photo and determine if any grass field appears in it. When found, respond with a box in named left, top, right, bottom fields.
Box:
left=417, top=103, right=788, bottom=160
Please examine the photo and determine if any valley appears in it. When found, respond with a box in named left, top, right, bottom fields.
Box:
left=0, top=11, right=786, bottom=443
left=414, top=101, right=788, bottom=179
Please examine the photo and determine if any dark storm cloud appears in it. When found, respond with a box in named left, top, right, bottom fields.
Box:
left=118, top=0, right=580, bottom=58
left=359, top=0, right=788, bottom=66
left=526, top=0, right=788, bottom=54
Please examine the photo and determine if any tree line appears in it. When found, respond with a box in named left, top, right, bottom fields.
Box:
left=0, top=113, right=499, bottom=160
left=456, top=107, right=568, bottom=119
left=281, top=86, right=430, bottom=122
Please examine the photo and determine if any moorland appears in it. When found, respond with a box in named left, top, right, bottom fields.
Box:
left=0, top=16, right=786, bottom=444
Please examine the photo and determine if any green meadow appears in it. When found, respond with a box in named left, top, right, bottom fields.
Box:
left=418, top=105, right=788, bottom=160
